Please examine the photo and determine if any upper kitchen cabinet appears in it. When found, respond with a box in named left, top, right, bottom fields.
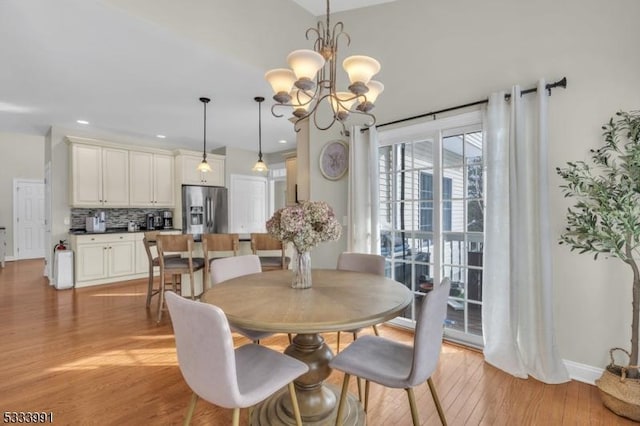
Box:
left=175, top=150, right=225, bottom=186
left=69, top=141, right=129, bottom=208
left=129, top=151, right=175, bottom=207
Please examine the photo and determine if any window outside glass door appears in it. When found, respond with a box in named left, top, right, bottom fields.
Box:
left=378, top=115, right=484, bottom=347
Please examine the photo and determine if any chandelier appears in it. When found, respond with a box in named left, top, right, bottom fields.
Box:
left=265, top=0, right=384, bottom=134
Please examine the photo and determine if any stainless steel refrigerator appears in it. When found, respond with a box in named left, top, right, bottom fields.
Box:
left=182, top=185, right=228, bottom=240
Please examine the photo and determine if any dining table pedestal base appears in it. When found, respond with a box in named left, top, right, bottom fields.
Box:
left=250, top=384, right=365, bottom=426
left=250, top=333, right=365, bottom=425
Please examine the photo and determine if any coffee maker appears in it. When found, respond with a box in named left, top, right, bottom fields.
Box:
left=86, top=210, right=107, bottom=233
left=146, top=213, right=155, bottom=230
left=163, top=211, right=173, bottom=229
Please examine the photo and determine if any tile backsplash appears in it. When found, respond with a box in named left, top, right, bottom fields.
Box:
left=70, top=208, right=172, bottom=230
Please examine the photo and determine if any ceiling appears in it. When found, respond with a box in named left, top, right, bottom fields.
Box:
left=293, top=0, right=396, bottom=16
left=0, top=0, right=389, bottom=155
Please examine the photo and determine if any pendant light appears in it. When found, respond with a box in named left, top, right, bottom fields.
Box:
left=197, top=97, right=212, bottom=173
left=252, top=96, right=268, bottom=172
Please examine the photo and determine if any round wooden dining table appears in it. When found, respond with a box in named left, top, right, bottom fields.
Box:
left=200, top=268, right=412, bottom=426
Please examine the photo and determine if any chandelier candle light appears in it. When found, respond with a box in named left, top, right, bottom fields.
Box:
left=266, top=201, right=342, bottom=289
left=197, top=97, right=212, bottom=173
left=265, top=0, right=384, bottom=134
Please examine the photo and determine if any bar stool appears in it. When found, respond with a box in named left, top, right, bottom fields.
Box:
left=143, top=231, right=180, bottom=308
left=250, top=233, right=290, bottom=271
left=201, top=233, right=239, bottom=288
left=155, top=234, right=205, bottom=323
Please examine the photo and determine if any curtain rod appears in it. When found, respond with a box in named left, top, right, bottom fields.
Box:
left=372, top=76, right=567, bottom=130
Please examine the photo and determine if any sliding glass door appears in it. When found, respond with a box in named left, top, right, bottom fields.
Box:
left=378, top=112, right=484, bottom=347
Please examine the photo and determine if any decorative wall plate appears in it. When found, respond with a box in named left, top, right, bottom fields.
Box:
left=319, top=140, right=348, bottom=180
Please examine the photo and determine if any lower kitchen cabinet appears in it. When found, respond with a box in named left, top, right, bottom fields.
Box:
left=70, top=231, right=184, bottom=288
left=71, top=234, right=140, bottom=287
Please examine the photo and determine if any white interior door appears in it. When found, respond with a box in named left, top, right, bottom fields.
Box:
left=229, top=174, right=268, bottom=234
left=44, top=162, right=52, bottom=277
left=14, top=179, right=45, bottom=259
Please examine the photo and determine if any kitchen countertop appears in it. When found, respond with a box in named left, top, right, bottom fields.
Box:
left=69, top=228, right=181, bottom=235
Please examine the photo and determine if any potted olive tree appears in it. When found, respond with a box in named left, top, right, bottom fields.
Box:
left=556, top=110, right=640, bottom=420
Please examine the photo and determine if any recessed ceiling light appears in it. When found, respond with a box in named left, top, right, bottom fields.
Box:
left=76, top=120, right=89, bottom=125
left=156, top=134, right=166, bottom=139
left=278, top=139, right=287, bottom=144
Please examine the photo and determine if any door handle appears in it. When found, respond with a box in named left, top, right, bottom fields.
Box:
left=208, top=198, right=213, bottom=227
left=204, top=197, right=209, bottom=228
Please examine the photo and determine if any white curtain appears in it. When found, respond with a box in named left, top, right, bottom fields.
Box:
left=482, top=80, right=569, bottom=384
left=347, top=125, right=380, bottom=254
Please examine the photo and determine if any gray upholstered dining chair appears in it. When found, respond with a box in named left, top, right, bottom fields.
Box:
left=335, top=252, right=386, bottom=353
left=330, top=277, right=451, bottom=426
left=165, top=291, right=307, bottom=426
left=209, top=255, right=275, bottom=344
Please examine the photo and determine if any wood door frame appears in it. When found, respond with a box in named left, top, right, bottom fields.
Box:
left=13, top=178, right=45, bottom=260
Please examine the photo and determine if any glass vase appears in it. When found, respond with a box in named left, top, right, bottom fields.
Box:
left=291, top=250, right=312, bottom=289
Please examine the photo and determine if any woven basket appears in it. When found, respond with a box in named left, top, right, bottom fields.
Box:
left=595, top=348, right=640, bottom=422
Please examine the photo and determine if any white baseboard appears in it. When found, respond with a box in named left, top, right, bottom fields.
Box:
left=4, top=255, right=16, bottom=262
left=564, top=359, right=603, bottom=385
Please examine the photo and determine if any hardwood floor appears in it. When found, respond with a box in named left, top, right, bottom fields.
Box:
left=0, top=259, right=634, bottom=425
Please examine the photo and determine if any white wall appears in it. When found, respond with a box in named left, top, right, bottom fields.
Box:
left=301, top=120, right=349, bottom=269
left=0, top=132, right=45, bottom=257
left=301, top=0, right=640, bottom=371
left=220, top=146, right=266, bottom=184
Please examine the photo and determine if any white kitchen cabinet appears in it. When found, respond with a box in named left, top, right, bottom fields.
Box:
left=70, top=143, right=129, bottom=207
left=108, top=240, right=136, bottom=277
left=153, top=153, right=175, bottom=206
left=102, top=148, right=130, bottom=206
left=71, top=234, right=137, bottom=287
left=76, top=242, right=109, bottom=282
left=129, top=151, right=175, bottom=207
left=176, top=152, right=225, bottom=186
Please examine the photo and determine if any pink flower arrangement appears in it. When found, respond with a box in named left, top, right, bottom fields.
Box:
left=266, top=201, right=342, bottom=252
